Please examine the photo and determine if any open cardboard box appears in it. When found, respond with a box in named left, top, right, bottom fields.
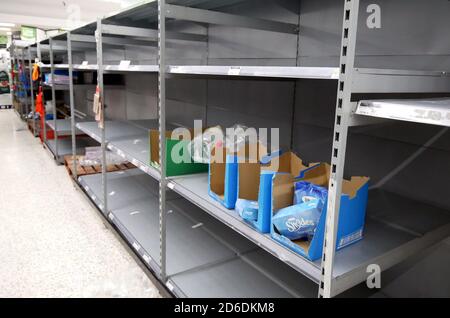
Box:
left=149, top=129, right=208, bottom=177
left=239, top=151, right=313, bottom=233
left=270, top=163, right=369, bottom=261
left=209, top=142, right=266, bottom=209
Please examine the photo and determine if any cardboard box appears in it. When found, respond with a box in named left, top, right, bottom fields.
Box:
left=270, top=163, right=369, bottom=261
left=209, top=143, right=266, bottom=209
left=149, top=129, right=208, bottom=177
left=240, top=151, right=311, bottom=233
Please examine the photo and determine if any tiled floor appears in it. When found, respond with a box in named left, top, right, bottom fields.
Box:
left=0, top=110, right=160, bottom=298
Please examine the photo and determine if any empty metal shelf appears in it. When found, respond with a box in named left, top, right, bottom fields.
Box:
left=167, top=173, right=450, bottom=295
left=168, top=65, right=340, bottom=80
left=46, top=119, right=84, bottom=136
left=45, top=137, right=98, bottom=161
left=41, top=63, right=158, bottom=73
left=78, top=169, right=317, bottom=298
left=356, top=98, right=450, bottom=127
left=76, top=120, right=182, bottom=180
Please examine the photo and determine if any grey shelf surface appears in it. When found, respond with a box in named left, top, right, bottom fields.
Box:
left=78, top=169, right=317, bottom=298
left=40, top=63, right=159, bottom=73
left=46, top=119, right=85, bottom=136
left=42, top=83, right=96, bottom=91
left=356, top=98, right=450, bottom=127
left=167, top=65, right=340, bottom=79
left=76, top=120, right=161, bottom=180
left=45, top=136, right=98, bottom=161
left=167, top=173, right=450, bottom=294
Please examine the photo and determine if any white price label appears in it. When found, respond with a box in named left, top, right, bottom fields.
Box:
left=228, top=67, right=241, bottom=76
left=132, top=242, right=141, bottom=251
left=143, top=254, right=151, bottom=264
left=166, top=281, right=174, bottom=291
left=119, top=60, right=131, bottom=70
left=170, top=66, right=180, bottom=73
left=167, top=182, right=175, bottom=190
left=108, top=213, right=114, bottom=221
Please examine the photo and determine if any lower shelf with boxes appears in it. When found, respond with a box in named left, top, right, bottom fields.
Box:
left=206, top=143, right=369, bottom=262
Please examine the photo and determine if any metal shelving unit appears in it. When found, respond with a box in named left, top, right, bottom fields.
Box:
left=13, top=0, right=449, bottom=298
left=157, top=0, right=450, bottom=299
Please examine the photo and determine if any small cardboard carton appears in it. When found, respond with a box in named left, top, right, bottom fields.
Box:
left=270, top=163, right=369, bottom=261
left=149, top=129, right=208, bottom=177
left=239, top=151, right=312, bottom=233
left=209, top=143, right=266, bottom=209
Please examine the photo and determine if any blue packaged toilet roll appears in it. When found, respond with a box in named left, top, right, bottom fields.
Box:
left=294, top=181, right=328, bottom=206
left=236, top=199, right=259, bottom=222
left=273, top=182, right=328, bottom=241
left=273, top=199, right=323, bottom=240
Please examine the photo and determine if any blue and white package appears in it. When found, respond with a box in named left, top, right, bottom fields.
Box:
left=273, top=199, right=323, bottom=241
left=236, top=199, right=259, bottom=222
left=294, top=181, right=328, bottom=206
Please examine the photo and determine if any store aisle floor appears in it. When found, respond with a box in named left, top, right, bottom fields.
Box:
left=0, top=110, right=161, bottom=298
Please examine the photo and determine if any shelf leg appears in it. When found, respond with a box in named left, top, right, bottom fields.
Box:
left=159, top=0, right=168, bottom=283
left=96, top=19, right=108, bottom=215
left=68, top=32, right=77, bottom=181
left=28, top=47, right=36, bottom=137
left=49, top=38, right=59, bottom=160
left=319, top=0, right=360, bottom=298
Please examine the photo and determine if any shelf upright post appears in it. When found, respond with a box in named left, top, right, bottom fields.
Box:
left=68, top=32, right=77, bottom=180
left=319, top=0, right=360, bottom=298
left=158, top=0, right=168, bottom=282
left=96, top=18, right=108, bottom=215
left=27, top=46, right=36, bottom=137
left=21, top=48, right=28, bottom=119
left=41, top=42, right=47, bottom=146
left=49, top=38, right=58, bottom=159
left=37, top=42, right=42, bottom=63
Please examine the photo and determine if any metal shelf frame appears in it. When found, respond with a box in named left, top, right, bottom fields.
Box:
left=12, top=0, right=450, bottom=299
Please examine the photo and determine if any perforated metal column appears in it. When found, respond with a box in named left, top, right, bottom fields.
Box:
left=319, top=0, right=360, bottom=298
left=158, top=0, right=168, bottom=282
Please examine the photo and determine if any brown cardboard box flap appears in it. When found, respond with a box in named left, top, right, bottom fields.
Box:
left=210, top=146, right=227, bottom=196
left=272, top=173, right=295, bottom=211
left=239, top=162, right=262, bottom=201
left=302, top=163, right=369, bottom=199
left=264, top=152, right=309, bottom=176
left=149, top=128, right=195, bottom=164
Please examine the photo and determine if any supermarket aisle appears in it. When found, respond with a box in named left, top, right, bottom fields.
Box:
left=0, top=110, right=160, bottom=298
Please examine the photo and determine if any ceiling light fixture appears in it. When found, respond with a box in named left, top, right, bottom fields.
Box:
left=0, top=23, right=15, bottom=27
left=0, top=27, right=12, bottom=31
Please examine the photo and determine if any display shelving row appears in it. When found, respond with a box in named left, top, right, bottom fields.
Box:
left=12, top=0, right=450, bottom=298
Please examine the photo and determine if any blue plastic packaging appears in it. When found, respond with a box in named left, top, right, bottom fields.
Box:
left=273, top=181, right=328, bottom=240
left=273, top=199, right=323, bottom=240
left=236, top=199, right=259, bottom=222
left=294, top=181, right=328, bottom=206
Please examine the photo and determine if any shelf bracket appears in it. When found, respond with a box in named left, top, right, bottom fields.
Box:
left=319, top=0, right=361, bottom=299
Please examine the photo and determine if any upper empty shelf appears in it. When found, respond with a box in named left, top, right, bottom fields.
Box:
left=39, top=63, right=159, bottom=73
left=76, top=120, right=161, bottom=180
left=356, top=98, right=450, bottom=127
left=46, top=119, right=86, bottom=136
left=167, top=65, right=340, bottom=80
